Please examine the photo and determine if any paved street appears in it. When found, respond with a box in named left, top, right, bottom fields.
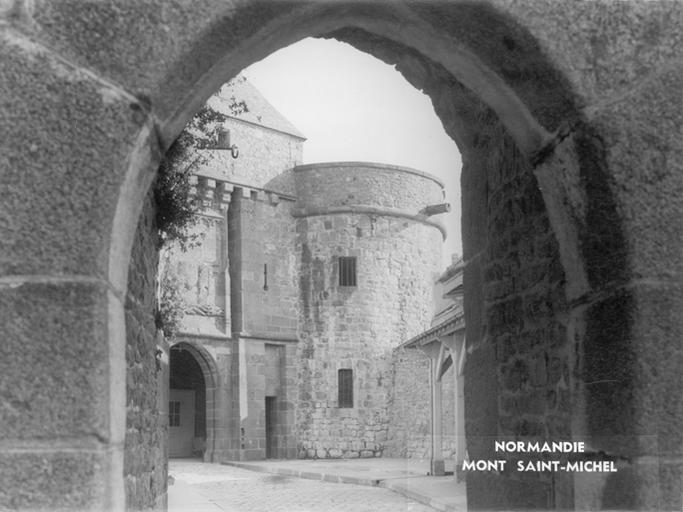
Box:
left=169, top=459, right=438, bottom=512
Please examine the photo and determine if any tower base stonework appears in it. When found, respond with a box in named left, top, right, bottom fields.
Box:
left=294, top=162, right=446, bottom=458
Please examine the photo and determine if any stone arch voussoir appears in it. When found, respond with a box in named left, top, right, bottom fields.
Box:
left=6, top=0, right=668, bottom=510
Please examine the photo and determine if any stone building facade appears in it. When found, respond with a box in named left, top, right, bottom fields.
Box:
left=164, top=78, right=303, bottom=463
left=4, top=3, right=683, bottom=511
left=165, top=80, right=447, bottom=463
left=294, top=163, right=444, bottom=458
left=385, top=256, right=465, bottom=466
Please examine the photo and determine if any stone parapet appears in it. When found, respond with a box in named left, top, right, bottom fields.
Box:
left=191, top=174, right=296, bottom=213
left=291, top=204, right=447, bottom=239
left=295, top=161, right=444, bottom=186
left=294, top=162, right=446, bottom=214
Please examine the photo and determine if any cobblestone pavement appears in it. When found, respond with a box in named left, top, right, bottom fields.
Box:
left=169, top=459, right=437, bottom=512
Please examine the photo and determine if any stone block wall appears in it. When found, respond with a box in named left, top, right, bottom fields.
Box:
left=278, top=342, right=300, bottom=459
left=211, top=346, right=235, bottom=460
left=385, top=346, right=457, bottom=459
left=294, top=162, right=445, bottom=211
left=484, top=128, right=569, bottom=441
left=462, top=111, right=569, bottom=509
left=168, top=212, right=229, bottom=337
left=294, top=163, right=444, bottom=458
left=217, top=183, right=300, bottom=461
left=124, top=192, right=167, bottom=510
left=239, top=340, right=267, bottom=459
left=237, top=193, right=298, bottom=338
left=229, top=339, right=298, bottom=460
left=198, top=118, right=302, bottom=191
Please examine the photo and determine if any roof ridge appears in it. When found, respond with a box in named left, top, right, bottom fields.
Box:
left=209, top=75, right=306, bottom=139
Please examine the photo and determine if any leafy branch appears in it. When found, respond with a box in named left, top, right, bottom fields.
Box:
left=154, top=78, right=248, bottom=249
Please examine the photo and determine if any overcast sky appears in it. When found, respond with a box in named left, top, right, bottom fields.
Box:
left=243, top=37, right=462, bottom=265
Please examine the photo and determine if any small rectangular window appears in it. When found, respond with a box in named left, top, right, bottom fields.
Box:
left=169, top=401, right=181, bottom=427
left=338, top=369, right=353, bottom=408
left=338, top=257, right=357, bottom=287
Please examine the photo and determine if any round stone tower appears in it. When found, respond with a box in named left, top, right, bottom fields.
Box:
left=293, top=162, right=446, bottom=459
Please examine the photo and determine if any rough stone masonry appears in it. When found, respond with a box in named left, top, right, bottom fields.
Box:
left=2, top=1, right=683, bottom=511
left=294, top=163, right=444, bottom=459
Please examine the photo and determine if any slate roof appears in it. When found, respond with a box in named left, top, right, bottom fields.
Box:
left=399, top=310, right=465, bottom=349
left=207, top=75, right=306, bottom=140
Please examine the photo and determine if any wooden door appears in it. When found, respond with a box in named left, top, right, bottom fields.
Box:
left=265, top=396, right=276, bottom=458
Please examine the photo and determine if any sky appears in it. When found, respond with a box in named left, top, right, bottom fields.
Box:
left=242, top=37, right=463, bottom=266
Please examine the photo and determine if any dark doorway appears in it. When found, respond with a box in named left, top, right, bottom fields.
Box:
left=265, top=396, right=277, bottom=458
left=169, top=346, right=207, bottom=458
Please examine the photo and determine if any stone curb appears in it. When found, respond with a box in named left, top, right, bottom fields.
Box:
left=379, top=480, right=460, bottom=512
left=221, top=461, right=381, bottom=487
left=221, top=461, right=460, bottom=511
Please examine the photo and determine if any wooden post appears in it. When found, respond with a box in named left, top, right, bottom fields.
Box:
left=431, top=356, right=445, bottom=476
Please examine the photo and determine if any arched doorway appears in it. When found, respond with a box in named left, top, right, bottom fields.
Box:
left=169, top=345, right=205, bottom=458
left=168, top=342, right=219, bottom=461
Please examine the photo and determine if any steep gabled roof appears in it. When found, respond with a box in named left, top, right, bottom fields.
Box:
left=207, top=76, right=306, bottom=139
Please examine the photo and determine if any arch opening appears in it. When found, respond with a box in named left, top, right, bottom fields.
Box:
left=168, top=342, right=219, bottom=461
left=115, top=3, right=624, bottom=511
left=4, top=2, right=673, bottom=511
left=143, top=2, right=593, bottom=303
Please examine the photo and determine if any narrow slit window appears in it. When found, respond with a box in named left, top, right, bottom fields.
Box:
left=338, top=369, right=353, bottom=408
left=169, top=401, right=181, bottom=427
left=338, top=256, right=357, bottom=287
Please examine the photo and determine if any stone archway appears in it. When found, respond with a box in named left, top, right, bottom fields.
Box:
left=168, top=342, right=219, bottom=461
left=2, top=2, right=682, bottom=511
